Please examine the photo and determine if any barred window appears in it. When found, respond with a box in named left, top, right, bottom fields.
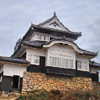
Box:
left=34, top=55, right=40, bottom=64
left=77, top=61, right=81, bottom=69
left=28, top=54, right=32, bottom=62
left=37, top=34, right=50, bottom=41
left=50, top=56, right=73, bottom=68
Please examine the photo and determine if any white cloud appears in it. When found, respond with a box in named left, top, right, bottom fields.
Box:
left=0, top=0, right=100, bottom=63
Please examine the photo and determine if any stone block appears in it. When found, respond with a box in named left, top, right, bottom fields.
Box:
left=22, top=72, right=93, bottom=93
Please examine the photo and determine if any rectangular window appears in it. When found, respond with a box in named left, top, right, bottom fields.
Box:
left=66, top=59, right=68, bottom=68
left=37, top=34, right=42, bottom=40
left=68, top=59, right=73, bottom=68
left=45, top=36, right=50, bottom=41
left=77, top=61, right=81, bottom=69
left=63, top=58, right=66, bottom=68
left=59, top=58, right=61, bottom=67
left=61, top=58, right=64, bottom=67
left=83, top=61, right=87, bottom=70
left=50, top=57, right=54, bottom=66
left=49, top=56, right=73, bottom=68
left=37, top=34, right=50, bottom=41
left=28, top=54, right=32, bottom=62
left=34, top=55, right=40, bottom=64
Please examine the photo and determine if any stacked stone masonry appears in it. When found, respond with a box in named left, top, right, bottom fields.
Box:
left=22, top=72, right=93, bottom=93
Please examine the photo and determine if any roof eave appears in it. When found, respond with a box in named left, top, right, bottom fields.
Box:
left=89, top=64, right=100, bottom=68
left=11, top=44, right=22, bottom=57
left=32, top=24, right=82, bottom=37
left=22, top=43, right=43, bottom=49
left=0, top=57, right=29, bottom=65
left=80, top=53, right=97, bottom=58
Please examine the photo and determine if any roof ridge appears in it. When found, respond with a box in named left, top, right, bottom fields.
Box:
left=32, top=12, right=82, bottom=35
left=37, top=13, right=56, bottom=27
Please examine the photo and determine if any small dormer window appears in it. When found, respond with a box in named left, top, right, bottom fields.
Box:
left=30, top=33, right=50, bottom=41
left=36, top=34, right=50, bottom=41
left=37, top=34, right=42, bottom=40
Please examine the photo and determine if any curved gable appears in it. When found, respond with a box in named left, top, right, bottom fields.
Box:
left=43, top=40, right=83, bottom=54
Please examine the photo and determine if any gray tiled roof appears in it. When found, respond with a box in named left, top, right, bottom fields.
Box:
left=0, top=56, right=29, bottom=64
left=32, top=24, right=82, bottom=37
left=82, top=50, right=98, bottom=56
left=38, top=12, right=70, bottom=32
left=21, top=39, right=97, bottom=57
left=90, top=60, right=100, bottom=68
left=22, top=41, right=47, bottom=48
left=21, top=13, right=81, bottom=42
left=37, top=12, right=81, bottom=35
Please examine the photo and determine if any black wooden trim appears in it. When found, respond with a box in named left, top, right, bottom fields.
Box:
left=76, top=61, right=77, bottom=71
left=40, top=56, right=45, bottom=73
left=27, top=65, right=92, bottom=78
left=46, top=66, right=76, bottom=76
left=76, top=70, right=91, bottom=78
left=0, top=75, right=23, bottom=92
left=27, top=65, right=41, bottom=73
left=90, top=72, right=99, bottom=82
left=27, top=64, right=46, bottom=73
left=0, top=71, right=3, bottom=76
left=21, top=52, right=26, bottom=59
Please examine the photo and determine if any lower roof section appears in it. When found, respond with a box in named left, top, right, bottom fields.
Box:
left=90, top=60, right=100, bottom=68
left=0, top=56, right=29, bottom=64
left=12, top=39, right=97, bottom=58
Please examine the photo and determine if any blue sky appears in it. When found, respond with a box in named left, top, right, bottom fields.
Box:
left=0, top=0, right=100, bottom=62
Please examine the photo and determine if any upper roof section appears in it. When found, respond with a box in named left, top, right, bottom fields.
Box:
left=38, top=12, right=71, bottom=31
left=21, top=12, right=82, bottom=42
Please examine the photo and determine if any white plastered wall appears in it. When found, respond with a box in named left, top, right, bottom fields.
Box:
left=46, top=44, right=76, bottom=69
left=76, top=54, right=89, bottom=72
left=26, top=48, right=46, bottom=65
left=41, top=17, right=68, bottom=31
left=3, top=63, right=26, bottom=77
left=90, top=67, right=100, bottom=74
left=26, top=43, right=90, bottom=72
left=30, top=34, right=36, bottom=41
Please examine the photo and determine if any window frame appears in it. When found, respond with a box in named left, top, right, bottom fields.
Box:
left=36, top=34, right=50, bottom=41
left=34, top=55, right=40, bottom=65
left=28, top=54, right=32, bottom=62
left=77, top=60, right=82, bottom=69
left=49, top=56, right=73, bottom=69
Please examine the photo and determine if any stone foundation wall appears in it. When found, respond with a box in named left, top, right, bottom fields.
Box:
left=22, top=72, right=93, bottom=93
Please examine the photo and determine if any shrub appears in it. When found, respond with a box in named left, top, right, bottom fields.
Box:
left=50, top=89, right=63, bottom=97
left=16, top=89, right=100, bottom=100
left=64, top=95, right=77, bottom=100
